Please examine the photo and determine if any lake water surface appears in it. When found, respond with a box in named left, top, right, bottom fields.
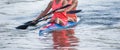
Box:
left=0, top=0, right=120, bottom=50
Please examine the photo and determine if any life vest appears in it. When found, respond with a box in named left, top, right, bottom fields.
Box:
left=51, top=0, right=68, bottom=26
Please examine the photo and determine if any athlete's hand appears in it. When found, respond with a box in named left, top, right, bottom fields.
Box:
left=55, top=9, right=65, bottom=12
left=42, top=16, right=49, bottom=20
left=68, top=17, right=76, bottom=22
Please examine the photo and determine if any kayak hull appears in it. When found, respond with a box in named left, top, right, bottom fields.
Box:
left=39, top=18, right=80, bottom=36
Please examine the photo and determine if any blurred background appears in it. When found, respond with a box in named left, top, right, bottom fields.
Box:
left=0, top=0, right=120, bottom=50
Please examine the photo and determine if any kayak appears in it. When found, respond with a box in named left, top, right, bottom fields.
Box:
left=39, top=17, right=81, bottom=36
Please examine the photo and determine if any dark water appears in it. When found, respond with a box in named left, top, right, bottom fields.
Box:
left=0, top=0, right=120, bottom=50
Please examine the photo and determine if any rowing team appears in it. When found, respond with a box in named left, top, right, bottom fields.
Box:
left=31, top=0, right=79, bottom=36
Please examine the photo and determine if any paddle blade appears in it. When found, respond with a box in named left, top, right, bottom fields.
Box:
left=16, top=24, right=29, bottom=29
left=24, top=21, right=32, bottom=24
left=67, top=10, right=82, bottom=14
left=24, top=21, right=38, bottom=26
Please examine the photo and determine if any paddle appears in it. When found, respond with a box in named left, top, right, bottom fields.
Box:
left=37, top=10, right=82, bottom=22
left=67, top=10, right=82, bottom=14
left=24, top=9, right=82, bottom=25
left=16, top=4, right=71, bottom=29
left=16, top=9, right=82, bottom=29
left=30, top=10, right=82, bottom=30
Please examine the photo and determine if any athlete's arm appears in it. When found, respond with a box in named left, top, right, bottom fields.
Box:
left=55, top=0, right=68, bottom=12
left=66, top=0, right=78, bottom=12
left=33, top=1, right=53, bottom=22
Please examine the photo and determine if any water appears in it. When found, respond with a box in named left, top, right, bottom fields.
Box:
left=0, top=0, right=120, bottom=50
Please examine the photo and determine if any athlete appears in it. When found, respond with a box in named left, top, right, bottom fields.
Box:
left=66, top=0, right=78, bottom=22
left=66, top=0, right=78, bottom=36
left=32, top=0, right=68, bottom=26
left=52, top=0, right=79, bottom=49
left=30, top=0, right=69, bottom=35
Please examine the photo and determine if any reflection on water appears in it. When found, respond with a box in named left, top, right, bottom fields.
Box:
left=52, top=29, right=79, bottom=50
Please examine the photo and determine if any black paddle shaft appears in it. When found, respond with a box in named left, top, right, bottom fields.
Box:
left=67, top=10, right=82, bottom=14
left=39, top=10, right=82, bottom=22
